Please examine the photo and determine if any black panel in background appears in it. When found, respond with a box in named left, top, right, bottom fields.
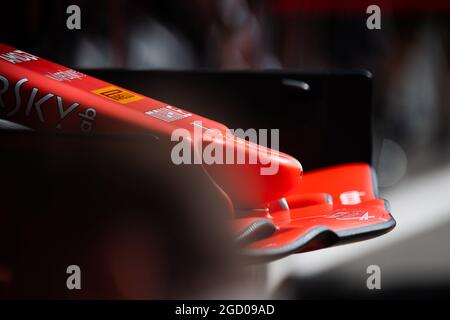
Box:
left=85, top=71, right=372, bottom=171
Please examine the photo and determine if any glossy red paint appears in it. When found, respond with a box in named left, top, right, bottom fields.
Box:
left=242, top=164, right=395, bottom=260
left=0, top=45, right=395, bottom=262
left=0, top=44, right=302, bottom=208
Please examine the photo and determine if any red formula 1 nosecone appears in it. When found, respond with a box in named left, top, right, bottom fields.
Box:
left=0, top=45, right=395, bottom=262
left=0, top=43, right=302, bottom=210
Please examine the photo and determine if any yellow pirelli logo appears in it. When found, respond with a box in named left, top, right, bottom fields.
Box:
left=92, top=86, right=143, bottom=104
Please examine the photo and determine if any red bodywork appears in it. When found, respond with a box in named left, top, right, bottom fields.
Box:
left=0, top=44, right=301, bottom=209
left=241, top=163, right=394, bottom=260
left=0, top=44, right=395, bottom=262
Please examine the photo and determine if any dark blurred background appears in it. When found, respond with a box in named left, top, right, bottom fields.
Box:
left=1, top=0, right=450, bottom=299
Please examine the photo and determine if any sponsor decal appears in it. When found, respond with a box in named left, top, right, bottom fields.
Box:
left=0, top=50, right=39, bottom=64
left=145, top=105, right=192, bottom=122
left=339, top=190, right=366, bottom=205
left=46, top=69, right=85, bottom=82
left=0, top=75, right=96, bottom=132
left=92, top=85, right=143, bottom=104
left=328, top=211, right=374, bottom=221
